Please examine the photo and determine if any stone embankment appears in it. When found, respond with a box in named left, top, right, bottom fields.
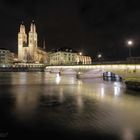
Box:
left=0, top=67, right=44, bottom=72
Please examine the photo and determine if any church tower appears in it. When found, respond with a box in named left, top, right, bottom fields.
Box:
left=18, top=22, right=27, bottom=61
left=28, top=21, right=38, bottom=61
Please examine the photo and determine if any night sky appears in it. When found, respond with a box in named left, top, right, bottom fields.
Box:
left=0, top=0, right=140, bottom=60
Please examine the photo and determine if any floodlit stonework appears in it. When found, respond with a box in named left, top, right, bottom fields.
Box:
left=0, top=49, right=14, bottom=67
left=48, top=48, right=92, bottom=65
left=18, top=22, right=92, bottom=65
left=18, top=21, right=47, bottom=63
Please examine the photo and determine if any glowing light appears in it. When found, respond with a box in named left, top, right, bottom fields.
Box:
left=55, top=74, right=61, bottom=84
left=127, top=65, right=135, bottom=69
left=2, top=64, right=6, bottom=68
left=98, top=54, right=102, bottom=58
left=112, top=65, right=118, bottom=69
left=127, top=40, right=133, bottom=46
left=114, top=87, right=120, bottom=96
left=114, top=82, right=121, bottom=96
left=127, top=40, right=134, bottom=57
left=101, top=86, right=105, bottom=97
left=77, top=80, right=82, bottom=85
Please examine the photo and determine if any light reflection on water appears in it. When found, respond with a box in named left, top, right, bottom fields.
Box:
left=0, top=72, right=140, bottom=139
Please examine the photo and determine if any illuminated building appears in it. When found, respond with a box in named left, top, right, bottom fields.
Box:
left=0, top=49, right=14, bottom=67
left=18, top=22, right=27, bottom=61
left=49, top=48, right=92, bottom=65
left=18, top=22, right=91, bottom=65
left=18, top=21, right=47, bottom=63
left=76, top=54, right=92, bottom=65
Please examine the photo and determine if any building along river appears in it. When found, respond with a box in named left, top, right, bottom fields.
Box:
left=0, top=72, right=140, bottom=139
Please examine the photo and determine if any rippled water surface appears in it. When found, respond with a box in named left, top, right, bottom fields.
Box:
left=0, top=72, right=140, bottom=139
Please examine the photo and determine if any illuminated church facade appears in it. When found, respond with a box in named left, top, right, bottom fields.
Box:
left=18, top=21, right=47, bottom=63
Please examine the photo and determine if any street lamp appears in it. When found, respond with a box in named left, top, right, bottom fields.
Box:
left=127, top=40, right=133, bottom=57
left=97, top=54, right=102, bottom=59
left=79, top=52, right=82, bottom=56
left=97, top=53, right=103, bottom=62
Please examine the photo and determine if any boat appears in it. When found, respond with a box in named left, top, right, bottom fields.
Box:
left=125, top=80, right=140, bottom=91
left=76, top=69, right=103, bottom=79
left=103, top=72, right=122, bottom=81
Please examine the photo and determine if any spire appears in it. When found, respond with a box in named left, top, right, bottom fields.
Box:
left=19, top=21, right=25, bottom=33
left=30, top=20, right=36, bottom=32
left=30, top=22, right=34, bottom=32
left=43, top=39, right=46, bottom=50
left=33, top=24, right=36, bottom=32
left=32, top=19, right=35, bottom=23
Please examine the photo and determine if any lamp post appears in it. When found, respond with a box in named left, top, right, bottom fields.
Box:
left=127, top=40, right=133, bottom=58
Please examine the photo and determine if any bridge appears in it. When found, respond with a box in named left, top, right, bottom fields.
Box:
left=45, top=61, right=140, bottom=79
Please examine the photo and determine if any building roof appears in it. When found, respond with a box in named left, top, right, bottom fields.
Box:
left=0, top=48, right=9, bottom=50
left=51, top=47, right=77, bottom=53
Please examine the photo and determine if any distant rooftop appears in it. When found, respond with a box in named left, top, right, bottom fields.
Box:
left=51, top=47, right=77, bottom=53
left=0, top=48, right=8, bottom=50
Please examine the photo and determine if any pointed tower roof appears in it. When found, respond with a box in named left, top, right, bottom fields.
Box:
left=30, top=22, right=34, bottom=32
left=43, top=39, right=46, bottom=50
left=19, top=21, right=26, bottom=33
left=32, top=19, right=35, bottom=23
left=30, top=20, right=36, bottom=32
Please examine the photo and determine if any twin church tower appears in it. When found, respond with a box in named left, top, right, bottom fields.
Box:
left=18, top=21, right=46, bottom=63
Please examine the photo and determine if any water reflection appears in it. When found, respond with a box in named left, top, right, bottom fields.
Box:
left=12, top=85, right=40, bottom=121
left=59, top=87, right=64, bottom=103
left=0, top=72, right=140, bottom=139
left=11, top=72, right=43, bottom=85
left=101, top=86, right=105, bottom=97
left=55, top=73, right=61, bottom=84
left=121, top=128, right=135, bottom=140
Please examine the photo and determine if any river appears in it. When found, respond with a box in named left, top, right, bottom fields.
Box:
left=0, top=72, right=140, bottom=139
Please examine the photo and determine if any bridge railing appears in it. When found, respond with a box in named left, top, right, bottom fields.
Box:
left=45, top=60, right=140, bottom=67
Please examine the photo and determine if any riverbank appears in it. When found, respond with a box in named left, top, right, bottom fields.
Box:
left=125, top=78, right=140, bottom=91
left=0, top=67, right=44, bottom=72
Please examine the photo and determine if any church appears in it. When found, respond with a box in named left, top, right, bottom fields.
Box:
left=18, top=21, right=47, bottom=63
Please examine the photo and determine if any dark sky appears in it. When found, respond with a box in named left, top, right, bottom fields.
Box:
left=0, top=0, right=140, bottom=60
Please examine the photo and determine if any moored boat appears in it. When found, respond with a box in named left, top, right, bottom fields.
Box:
left=125, top=80, right=140, bottom=91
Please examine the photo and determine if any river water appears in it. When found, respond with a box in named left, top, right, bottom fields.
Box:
left=0, top=72, right=140, bottom=139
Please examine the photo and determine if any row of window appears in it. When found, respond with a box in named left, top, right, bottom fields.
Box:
left=52, top=57, right=75, bottom=61
left=0, top=51, right=10, bottom=53
left=55, top=53, right=74, bottom=55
